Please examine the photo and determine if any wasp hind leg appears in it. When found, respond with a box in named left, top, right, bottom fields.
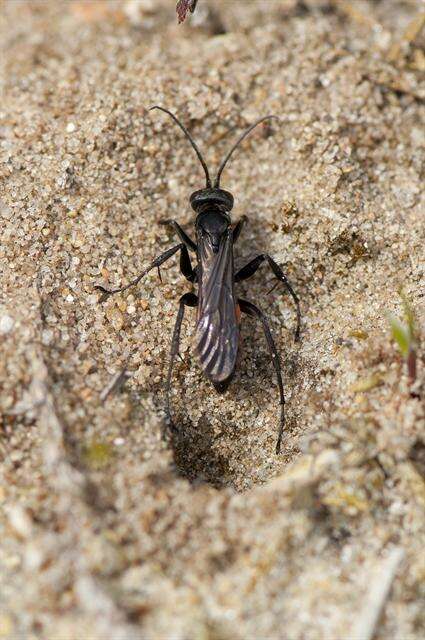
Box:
left=239, top=298, right=286, bottom=454
left=165, top=292, right=198, bottom=432
left=235, top=254, right=301, bottom=341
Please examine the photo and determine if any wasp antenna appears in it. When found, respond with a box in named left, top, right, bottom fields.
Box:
left=214, top=115, right=279, bottom=188
left=149, top=106, right=212, bottom=188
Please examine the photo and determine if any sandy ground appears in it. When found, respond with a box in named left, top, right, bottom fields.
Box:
left=1, top=1, right=424, bottom=638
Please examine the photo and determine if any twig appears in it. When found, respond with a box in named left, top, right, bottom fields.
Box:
left=330, top=0, right=379, bottom=30
left=28, top=348, right=85, bottom=492
left=350, top=547, right=405, bottom=640
left=388, top=11, right=425, bottom=62
left=100, top=366, right=130, bottom=402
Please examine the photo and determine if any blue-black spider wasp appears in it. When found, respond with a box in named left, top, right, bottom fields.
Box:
left=97, top=107, right=300, bottom=453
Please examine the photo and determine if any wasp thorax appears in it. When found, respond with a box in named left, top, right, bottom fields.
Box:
left=196, top=209, right=230, bottom=253
left=190, top=187, right=234, bottom=213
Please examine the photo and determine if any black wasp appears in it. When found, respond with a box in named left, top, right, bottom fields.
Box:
left=97, top=107, right=301, bottom=453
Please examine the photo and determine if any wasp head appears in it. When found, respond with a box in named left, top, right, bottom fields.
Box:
left=190, top=187, right=234, bottom=214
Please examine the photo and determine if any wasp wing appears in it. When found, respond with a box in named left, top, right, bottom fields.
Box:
left=195, top=229, right=239, bottom=386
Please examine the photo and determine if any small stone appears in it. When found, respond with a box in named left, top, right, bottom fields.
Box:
left=10, top=450, right=23, bottom=463
left=411, top=127, right=425, bottom=148
left=0, top=200, right=12, bottom=219
left=24, top=543, right=45, bottom=571
left=66, top=122, right=76, bottom=133
left=42, top=329, right=53, bottom=345
left=0, top=315, right=14, bottom=334
left=106, top=307, right=124, bottom=331
left=6, top=505, right=33, bottom=539
left=80, top=388, right=92, bottom=401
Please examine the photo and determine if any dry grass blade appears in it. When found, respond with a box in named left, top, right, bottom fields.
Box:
left=350, top=548, right=405, bottom=640
left=388, top=11, right=425, bottom=62
left=100, top=366, right=130, bottom=402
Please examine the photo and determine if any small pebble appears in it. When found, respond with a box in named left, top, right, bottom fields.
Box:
left=0, top=315, right=14, bottom=334
left=6, top=505, right=33, bottom=539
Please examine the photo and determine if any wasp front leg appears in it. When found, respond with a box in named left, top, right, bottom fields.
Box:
left=232, top=215, right=248, bottom=243
left=159, top=219, right=197, bottom=252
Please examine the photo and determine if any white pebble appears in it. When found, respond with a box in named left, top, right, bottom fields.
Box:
left=7, top=505, right=33, bottom=538
left=0, top=315, right=14, bottom=334
left=42, top=329, right=53, bottom=345
left=66, top=122, right=76, bottom=133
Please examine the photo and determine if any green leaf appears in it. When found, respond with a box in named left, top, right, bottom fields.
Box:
left=388, top=316, right=411, bottom=357
left=399, top=290, right=415, bottom=340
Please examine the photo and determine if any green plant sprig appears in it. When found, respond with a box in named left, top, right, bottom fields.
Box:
left=388, top=290, right=418, bottom=384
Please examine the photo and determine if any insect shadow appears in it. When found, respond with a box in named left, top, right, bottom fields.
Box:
left=166, top=319, right=299, bottom=489
left=168, top=415, right=231, bottom=487
left=96, top=107, right=301, bottom=459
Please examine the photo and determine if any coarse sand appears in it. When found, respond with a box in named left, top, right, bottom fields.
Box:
left=0, top=1, right=424, bottom=638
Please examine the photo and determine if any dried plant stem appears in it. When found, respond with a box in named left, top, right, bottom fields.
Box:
left=100, top=365, right=130, bottom=402
left=388, top=11, right=425, bottom=62
left=350, top=547, right=405, bottom=640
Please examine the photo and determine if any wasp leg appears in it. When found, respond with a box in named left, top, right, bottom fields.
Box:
left=232, top=215, right=248, bottom=243
left=235, top=254, right=301, bottom=341
left=95, top=243, right=195, bottom=301
left=159, top=219, right=197, bottom=252
left=178, top=243, right=197, bottom=283
left=239, top=298, right=286, bottom=455
left=166, top=292, right=198, bottom=431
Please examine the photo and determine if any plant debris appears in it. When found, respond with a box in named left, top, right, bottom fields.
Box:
left=176, top=0, right=198, bottom=23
